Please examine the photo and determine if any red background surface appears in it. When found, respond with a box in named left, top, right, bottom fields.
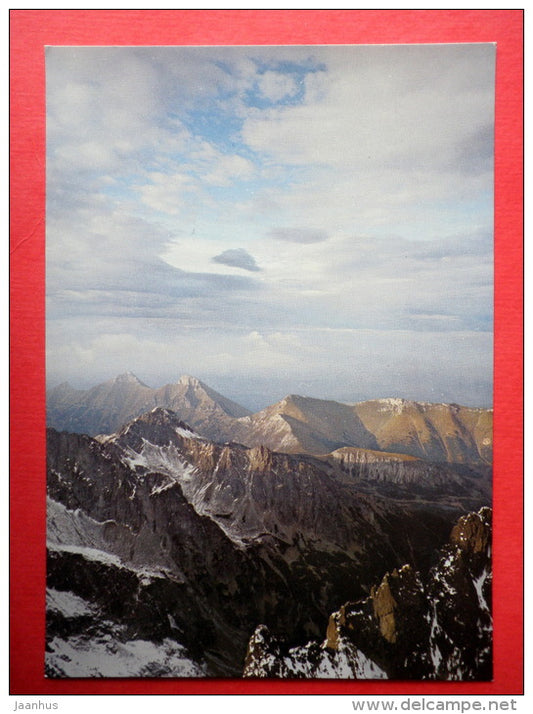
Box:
left=9, top=9, right=523, bottom=696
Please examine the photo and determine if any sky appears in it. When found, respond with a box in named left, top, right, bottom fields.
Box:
left=46, top=44, right=495, bottom=410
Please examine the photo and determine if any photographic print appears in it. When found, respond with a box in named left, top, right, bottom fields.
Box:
left=44, top=43, right=495, bottom=680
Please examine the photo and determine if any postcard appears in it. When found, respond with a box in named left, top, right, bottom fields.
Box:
left=9, top=10, right=523, bottom=698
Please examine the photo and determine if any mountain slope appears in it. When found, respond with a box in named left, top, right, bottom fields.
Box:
left=353, top=398, right=492, bottom=464
left=231, top=395, right=491, bottom=464
left=230, top=394, right=379, bottom=455
left=46, top=408, right=491, bottom=678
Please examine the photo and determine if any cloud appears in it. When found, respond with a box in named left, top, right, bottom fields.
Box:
left=46, top=45, right=494, bottom=408
left=453, top=123, right=494, bottom=176
left=211, top=248, right=261, bottom=272
left=240, top=45, right=495, bottom=223
left=257, top=71, right=298, bottom=102
left=203, top=154, right=255, bottom=187
left=267, top=227, right=328, bottom=244
left=135, top=171, right=196, bottom=215
left=46, top=199, right=263, bottom=329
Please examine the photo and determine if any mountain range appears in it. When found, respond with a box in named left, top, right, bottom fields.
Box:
left=46, top=373, right=250, bottom=442
left=46, top=395, right=492, bottom=679
left=47, top=373, right=492, bottom=464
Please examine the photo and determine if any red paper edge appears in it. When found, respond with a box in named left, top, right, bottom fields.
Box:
left=9, top=9, right=524, bottom=696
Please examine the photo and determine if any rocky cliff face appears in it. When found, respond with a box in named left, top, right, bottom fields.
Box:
left=46, top=407, right=491, bottom=679
left=243, top=508, right=492, bottom=680
left=47, top=423, right=307, bottom=677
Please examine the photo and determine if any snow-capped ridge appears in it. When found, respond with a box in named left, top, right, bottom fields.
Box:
left=121, top=406, right=202, bottom=438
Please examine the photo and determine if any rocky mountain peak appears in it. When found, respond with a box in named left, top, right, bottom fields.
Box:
left=243, top=625, right=286, bottom=678
left=374, top=397, right=411, bottom=413
left=178, top=374, right=203, bottom=388
left=136, top=406, right=192, bottom=429
left=281, top=394, right=299, bottom=405
left=113, top=409, right=203, bottom=454
left=51, top=380, right=74, bottom=391
left=450, top=507, right=492, bottom=554
left=369, top=564, right=423, bottom=645
left=247, top=444, right=275, bottom=471
left=113, top=371, right=146, bottom=386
